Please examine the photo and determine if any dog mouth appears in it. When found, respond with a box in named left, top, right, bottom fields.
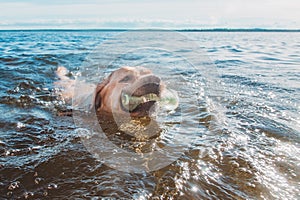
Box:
left=120, top=76, right=161, bottom=115
left=121, top=92, right=159, bottom=113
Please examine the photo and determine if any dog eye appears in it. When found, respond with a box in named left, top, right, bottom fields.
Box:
left=119, top=75, right=132, bottom=83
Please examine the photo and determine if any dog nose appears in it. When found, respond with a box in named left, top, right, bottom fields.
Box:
left=140, top=75, right=160, bottom=85
left=122, top=75, right=161, bottom=97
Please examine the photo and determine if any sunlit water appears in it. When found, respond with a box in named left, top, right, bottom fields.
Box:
left=0, top=31, right=299, bottom=199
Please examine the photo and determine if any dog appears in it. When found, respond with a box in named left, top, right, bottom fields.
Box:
left=55, top=66, right=164, bottom=117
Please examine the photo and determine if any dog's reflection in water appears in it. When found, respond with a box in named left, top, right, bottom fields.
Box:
left=97, top=112, right=163, bottom=154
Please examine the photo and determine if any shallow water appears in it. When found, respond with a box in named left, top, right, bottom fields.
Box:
left=0, top=30, right=299, bottom=199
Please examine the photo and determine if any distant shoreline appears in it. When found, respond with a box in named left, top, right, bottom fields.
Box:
left=0, top=28, right=300, bottom=32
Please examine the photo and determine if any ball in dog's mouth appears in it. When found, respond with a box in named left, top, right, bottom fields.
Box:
left=121, top=92, right=159, bottom=112
left=120, top=83, right=161, bottom=116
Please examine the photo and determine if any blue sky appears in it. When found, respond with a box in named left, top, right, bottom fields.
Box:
left=0, top=0, right=299, bottom=29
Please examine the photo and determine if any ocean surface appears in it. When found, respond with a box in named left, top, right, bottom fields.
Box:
left=0, top=30, right=299, bottom=199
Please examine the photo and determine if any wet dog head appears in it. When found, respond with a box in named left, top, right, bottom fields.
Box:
left=95, top=66, right=163, bottom=117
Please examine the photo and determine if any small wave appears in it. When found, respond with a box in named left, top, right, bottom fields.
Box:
left=118, top=54, right=144, bottom=61
left=258, top=56, right=281, bottom=61
left=0, top=95, right=36, bottom=107
left=0, top=57, right=20, bottom=63
left=207, top=48, right=218, bottom=53
left=215, top=59, right=247, bottom=67
left=221, top=74, right=297, bottom=94
left=230, top=48, right=243, bottom=53
left=33, top=54, right=59, bottom=66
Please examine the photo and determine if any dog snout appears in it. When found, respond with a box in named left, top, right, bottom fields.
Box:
left=123, top=75, right=161, bottom=96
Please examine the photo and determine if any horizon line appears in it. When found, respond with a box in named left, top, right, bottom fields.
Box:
left=1, top=28, right=300, bottom=32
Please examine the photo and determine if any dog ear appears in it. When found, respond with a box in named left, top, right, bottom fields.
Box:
left=94, top=80, right=107, bottom=110
left=94, top=75, right=111, bottom=110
